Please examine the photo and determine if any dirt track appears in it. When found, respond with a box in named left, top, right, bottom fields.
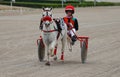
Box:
left=0, top=6, right=120, bottom=77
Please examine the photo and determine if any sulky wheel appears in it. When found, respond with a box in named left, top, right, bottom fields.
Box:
left=81, top=41, right=87, bottom=64
left=38, top=40, right=45, bottom=62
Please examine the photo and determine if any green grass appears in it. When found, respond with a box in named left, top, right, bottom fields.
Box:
left=0, top=1, right=120, bottom=8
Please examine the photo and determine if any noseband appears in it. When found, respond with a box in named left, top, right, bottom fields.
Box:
left=42, top=16, right=52, bottom=22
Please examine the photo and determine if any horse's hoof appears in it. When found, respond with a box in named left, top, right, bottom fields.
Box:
left=61, top=60, right=64, bottom=63
left=54, top=56, right=57, bottom=61
left=40, top=59, right=44, bottom=62
left=45, top=62, right=50, bottom=66
left=51, top=54, right=54, bottom=57
left=69, top=49, right=72, bottom=52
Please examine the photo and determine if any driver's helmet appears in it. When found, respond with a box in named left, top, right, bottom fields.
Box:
left=65, top=5, right=75, bottom=14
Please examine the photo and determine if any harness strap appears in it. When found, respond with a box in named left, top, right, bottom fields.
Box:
left=42, top=30, right=58, bottom=32
left=42, top=29, right=61, bottom=40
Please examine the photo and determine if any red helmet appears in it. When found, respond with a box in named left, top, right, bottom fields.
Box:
left=65, top=5, right=75, bottom=14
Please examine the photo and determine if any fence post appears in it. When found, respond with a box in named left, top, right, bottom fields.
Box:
left=94, top=0, right=96, bottom=6
left=62, top=0, right=64, bottom=8
left=10, top=1, right=12, bottom=10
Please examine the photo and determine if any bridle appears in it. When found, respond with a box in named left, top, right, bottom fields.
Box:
left=42, top=16, right=58, bottom=33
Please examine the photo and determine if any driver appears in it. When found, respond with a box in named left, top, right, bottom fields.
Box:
left=63, top=5, right=79, bottom=45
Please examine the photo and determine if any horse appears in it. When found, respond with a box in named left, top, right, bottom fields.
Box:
left=40, top=8, right=67, bottom=66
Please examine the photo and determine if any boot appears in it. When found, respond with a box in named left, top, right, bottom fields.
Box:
left=71, top=35, right=77, bottom=45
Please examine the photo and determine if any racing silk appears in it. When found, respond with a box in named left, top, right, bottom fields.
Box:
left=63, top=16, right=79, bottom=31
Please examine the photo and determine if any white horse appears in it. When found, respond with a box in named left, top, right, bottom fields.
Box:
left=40, top=8, right=67, bottom=65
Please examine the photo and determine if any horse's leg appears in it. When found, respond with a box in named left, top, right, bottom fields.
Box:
left=60, top=39, right=65, bottom=61
left=50, top=40, right=57, bottom=57
left=60, top=34, right=67, bottom=61
left=67, top=37, right=71, bottom=51
left=53, top=32, right=61, bottom=60
left=67, top=36, right=72, bottom=52
left=53, top=44, right=58, bottom=61
left=45, top=45, right=50, bottom=66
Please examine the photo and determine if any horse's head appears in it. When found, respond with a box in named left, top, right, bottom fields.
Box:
left=42, top=8, right=53, bottom=27
left=42, top=8, right=52, bottom=17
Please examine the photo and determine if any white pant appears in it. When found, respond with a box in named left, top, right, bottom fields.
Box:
left=68, top=28, right=76, bottom=37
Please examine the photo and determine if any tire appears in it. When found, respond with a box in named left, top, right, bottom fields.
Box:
left=38, top=40, right=45, bottom=62
left=81, top=41, right=87, bottom=64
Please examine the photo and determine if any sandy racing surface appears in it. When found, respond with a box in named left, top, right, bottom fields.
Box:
left=0, top=6, right=120, bottom=77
